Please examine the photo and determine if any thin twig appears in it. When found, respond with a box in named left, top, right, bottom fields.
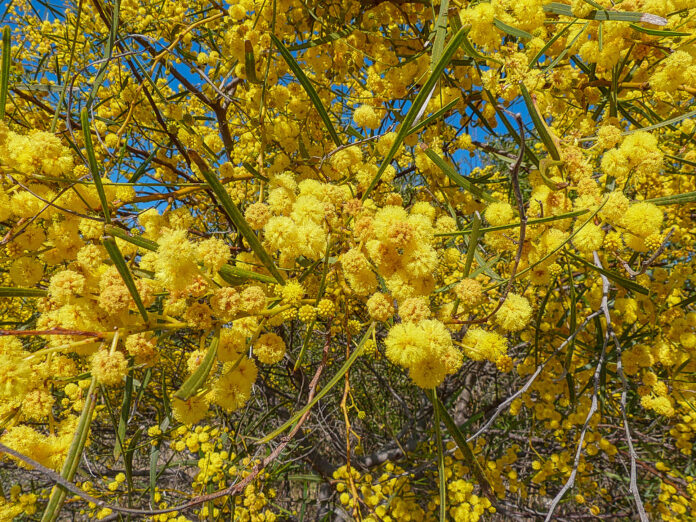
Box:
left=617, top=228, right=674, bottom=277
left=466, top=311, right=600, bottom=443
left=458, top=110, right=527, bottom=325
left=0, top=335, right=331, bottom=518
left=594, top=251, right=648, bottom=522
left=544, top=329, right=606, bottom=521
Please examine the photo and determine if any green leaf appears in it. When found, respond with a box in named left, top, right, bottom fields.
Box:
left=504, top=201, right=606, bottom=286
left=123, top=426, right=143, bottom=494
left=563, top=260, right=577, bottom=404
left=676, top=293, right=696, bottom=309
left=104, top=224, right=157, bottom=252
left=567, top=251, right=649, bottom=295
left=520, top=83, right=561, bottom=161
left=666, top=154, right=696, bottom=168
left=80, top=108, right=111, bottom=223
left=462, top=212, right=481, bottom=277
left=407, top=98, right=459, bottom=136
left=491, top=101, right=541, bottom=167
left=422, top=146, right=497, bottom=202
left=481, top=209, right=589, bottom=235
left=173, top=329, right=219, bottom=401
left=258, top=323, right=375, bottom=444
left=542, top=21, right=589, bottom=74
left=428, top=389, right=447, bottom=522
left=103, top=236, right=149, bottom=321
left=244, top=40, right=261, bottom=84
left=86, top=0, right=118, bottom=109
left=493, top=18, right=532, bottom=39
left=113, top=370, right=133, bottom=461
left=41, top=378, right=97, bottom=522
left=293, top=320, right=316, bottom=372
left=629, top=23, right=690, bottom=37
left=647, top=191, right=696, bottom=206
left=0, top=287, right=47, bottom=297
left=362, top=25, right=471, bottom=200
left=0, top=26, right=10, bottom=120
left=149, top=445, right=160, bottom=506
left=50, top=2, right=84, bottom=132
left=429, top=394, right=493, bottom=500
left=431, top=0, right=450, bottom=68
left=287, top=26, right=355, bottom=51
left=242, top=161, right=270, bottom=182
left=193, top=151, right=285, bottom=285
left=625, top=109, right=696, bottom=135
left=543, top=2, right=668, bottom=25
left=271, top=33, right=341, bottom=147
left=129, top=146, right=159, bottom=183
left=459, top=27, right=503, bottom=65
left=104, top=224, right=277, bottom=285
left=217, top=264, right=278, bottom=285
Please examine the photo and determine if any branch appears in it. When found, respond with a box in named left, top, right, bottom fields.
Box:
left=466, top=311, right=600, bottom=443
left=593, top=251, right=649, bottom=522
left=0, top=334, right=331, bottom=518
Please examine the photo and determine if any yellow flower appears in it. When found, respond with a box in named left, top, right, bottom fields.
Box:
left=495, top=293, right=532, bottom=332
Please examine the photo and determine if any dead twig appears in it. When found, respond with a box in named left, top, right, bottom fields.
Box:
left=594, top=251, right=648, bottom=522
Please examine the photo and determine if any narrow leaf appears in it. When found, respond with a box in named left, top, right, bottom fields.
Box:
left=87, top=0, right=119, bottom=108
left=629, top=24, right=690, bottom=37
left=41, top=378, right=97, bottom=522
left=271, top=33, right=341, bottom=147
left=129, top=146, right=159, bottom=183
left=50, top=2, right=84, bottom=132
left=567, top=251, right=649, bottom=295
left=242, top=161, right=270, bottom=182
left=529, top=20, right=578, bottom=66
left=149, top=445, right=160, bottom=505
left=173, top=329, right=219, bottom=401
left=191, top=150, right=285, bottom=284
left=648, top=191, right=696, bottom=206
left=543, top=22, right=589, bottom=73
left=407, top=98, right=459, bottom=136
left=438, top=209, right=589, bottom=236
left=430, top=394, right=493, bottom=500
left=428, top=390, right=447, bottom=521
left=459, top=28, right=503, bottom=65
left=431, top=0, right=449, bottom=68
left=1, top=26, right=11, bottom=119
left=104, top=224, right=157, bottom=251
left=422, top=146, right=497, bottom=202
left=80, top=108, right=111, bottom=223
left=103, top=236, right=149, bottom=321
left=259, top=323, right=375, bottom=444
left=462, top=212, right=481, bottom=277
left=217, top=264, right=278, bottom=285
left=244, top=40, right=260, bottom=84
left=543, top=2, right=667, bottom=25
left=362, top=26, right=471, bottom=200
left=625, top=109, right=696, bottom=135
left=676, top=293, right=696, bottom=309
left=113, top=370, right=133, bottom=461
left=520, top=83, right=561, bottom=161
left=0, top=287, right=47, bottom=297
left=493, top=18, right=532, bottom=39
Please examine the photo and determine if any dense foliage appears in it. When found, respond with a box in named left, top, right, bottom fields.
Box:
left=1, top=0, right=696, bottom=520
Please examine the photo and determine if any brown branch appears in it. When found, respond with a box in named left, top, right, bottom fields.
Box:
left=617, top=228, right=674, bottom=277
left=0, top=328, right=106, bottom=338
left=454, top=110, right=527, bottom=325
